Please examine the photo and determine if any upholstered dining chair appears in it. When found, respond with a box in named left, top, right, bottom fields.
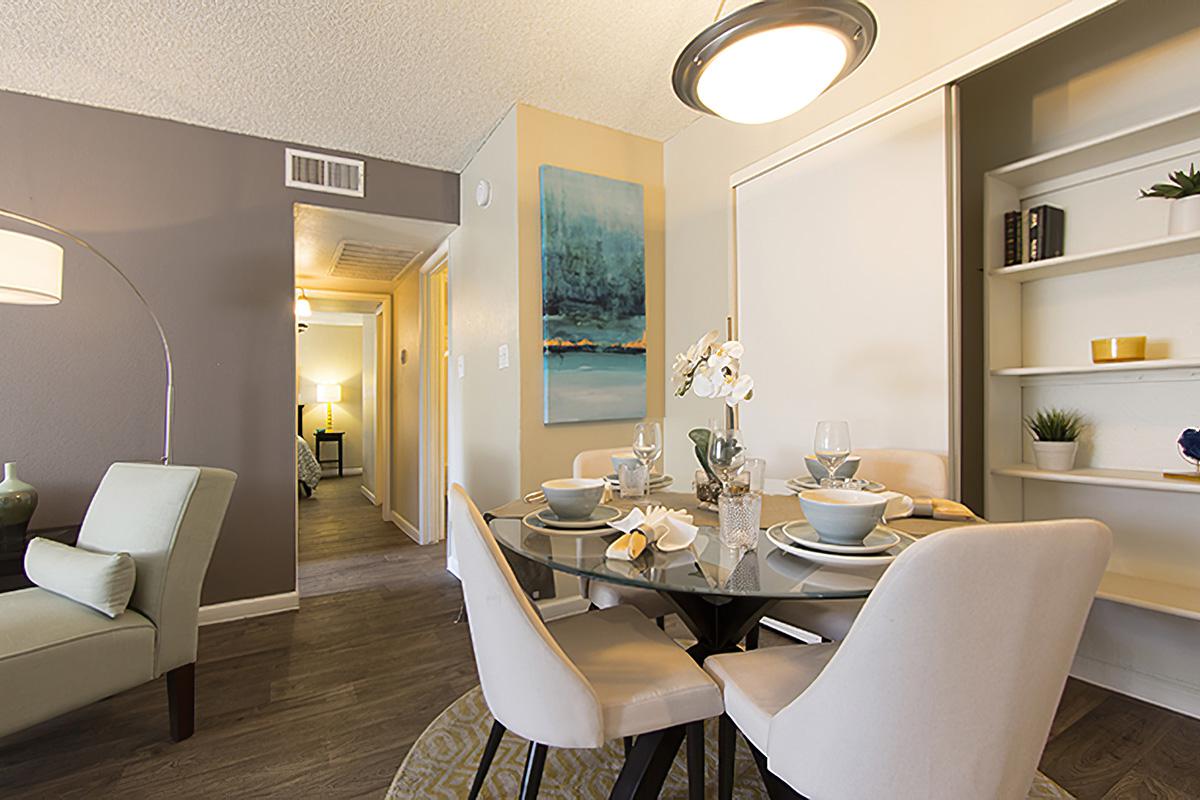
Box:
left=571, top=447, right=675, bottom=624
left=451, top=484, right=722, bottom=799
left=705, top=519, right=1111, bottom=800
left=767, top=448, right=950, bottom=642
left=0, top=463, right=237, bottom=742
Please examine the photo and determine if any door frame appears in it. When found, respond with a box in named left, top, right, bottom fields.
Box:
left=296, top=286, right=394, bottom=524
left=417, top=239, right=450, bottom=546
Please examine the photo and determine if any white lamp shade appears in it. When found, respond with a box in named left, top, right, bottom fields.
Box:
left=295, top=295, right=312, bottom=318
left=316, top=383, right=342, bottom=403
left=0, top=229, right=63, bottom=305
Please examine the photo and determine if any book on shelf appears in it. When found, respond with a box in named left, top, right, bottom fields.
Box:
left=1028, top=204, right=1065, bottom=261
left=1003, top=211, right=1022, bottom=266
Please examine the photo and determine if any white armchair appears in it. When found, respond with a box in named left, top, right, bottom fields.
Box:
left=0, top=463, right=237, bottom=742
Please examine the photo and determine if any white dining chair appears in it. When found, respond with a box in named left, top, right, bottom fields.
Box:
left=572, top=447, right=676, bottom=624
left=705, top=518, right=1111, bottom=800
left=451, top=484, right=723, bottom=799
left=766, top=447, right=950, bottom=642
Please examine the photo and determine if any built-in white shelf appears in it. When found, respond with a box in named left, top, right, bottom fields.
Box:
left=1097, top=572, right=1200, bottom=622
left=992, top=464, right=1200, bottom=495
left=988, top=103, right=1200, bottom=188
left=989, top=230, right=1200, bottom=282
left=990, top=358, right=1200, bottom=378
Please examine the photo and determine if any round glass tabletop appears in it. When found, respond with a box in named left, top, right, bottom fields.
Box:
left=488, top=516, right=914, bottom=600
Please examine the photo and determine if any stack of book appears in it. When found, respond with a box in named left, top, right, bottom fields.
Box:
left=1002, top=205, right=1065, bottom=265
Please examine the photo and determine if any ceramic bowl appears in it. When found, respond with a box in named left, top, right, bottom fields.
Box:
left=799, top=489, right=888, bottom=545
left=1091, top=336, right=1146, bottom=363
left=804, top=455, right=861, bottom=481
left=610, top=450, right=640, bottom=473
left=541, top=478, right=606, bottom=520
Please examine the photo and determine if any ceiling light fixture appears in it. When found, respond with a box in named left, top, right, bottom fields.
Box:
left=295, top=288, right=312, bottom=318
left=673, top=0, right=877, bottom=125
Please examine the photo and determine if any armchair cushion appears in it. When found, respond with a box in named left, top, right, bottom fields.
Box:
left=0, top=587, right=155, bottom=738
left=24, top=537, right=136, bottom=618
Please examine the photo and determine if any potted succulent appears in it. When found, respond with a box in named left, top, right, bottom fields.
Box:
left=1140, top=163, right=1200, bottom=235
left=1025, top=408, right=1085, bottom=471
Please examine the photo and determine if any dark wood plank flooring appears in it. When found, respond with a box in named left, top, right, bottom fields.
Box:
left=2, top=476, right=1197, bottom=798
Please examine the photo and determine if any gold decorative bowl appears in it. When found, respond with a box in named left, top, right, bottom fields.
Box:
left=1091, top=336, right=1146, bottom=363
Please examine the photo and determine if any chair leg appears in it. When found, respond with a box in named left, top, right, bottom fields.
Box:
left=686, top=721, right=704, bottom=800
left=166, top=662, right=195, bottom=742
left=624, top=736, right=633, bottom=756
left=468, top=719, right=506, bottom=799
left=745, top=624, right=760, bottom=650
left=718, top=714, right=737, bottom=800
left=520, top=741, right=548, bottom=800
left=748, top=739, right=803, bottom=800
left=656, top=615, right=666, bottom=630
left=609, top=726, right=687, bottom=800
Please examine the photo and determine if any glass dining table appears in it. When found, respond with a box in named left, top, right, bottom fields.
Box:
left=487, top=508, right=924, bottom=658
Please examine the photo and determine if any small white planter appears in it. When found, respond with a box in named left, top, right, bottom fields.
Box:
left=1168, top=195, right=1200, bottom=236
left=1032, top=441, right=1078, bottom=472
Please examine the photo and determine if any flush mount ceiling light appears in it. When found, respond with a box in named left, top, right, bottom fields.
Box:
left=673, top=0, right=877, bottom=125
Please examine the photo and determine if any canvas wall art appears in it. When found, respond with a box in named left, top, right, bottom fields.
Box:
left=540, top=165, right=646, bottom=424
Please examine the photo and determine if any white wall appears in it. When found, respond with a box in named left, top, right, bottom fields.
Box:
left=662, top=0, right=1084, bottom=477
left=447, top=106, right=521, bottom=554
left=734, top=91, right=951, bottom=480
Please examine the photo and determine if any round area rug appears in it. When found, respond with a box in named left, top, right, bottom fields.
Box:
left=388, top=686, right=1074, bottom=799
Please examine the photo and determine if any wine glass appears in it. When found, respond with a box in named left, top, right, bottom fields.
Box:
left=708, top=427, right=746, bottom=492
left=632, top=422, right=662, bottom=471
left=814, top=420, right=851, bottom=487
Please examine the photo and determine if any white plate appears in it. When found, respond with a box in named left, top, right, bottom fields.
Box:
left=605, top=474, right=674, bottom=490
left=521, top=510, right=617, bottom=536
left=765, top=523, right=904, bottom=567
left=781, top=521, right=900, bottom=554
left=535, top=505, right=622, bottom=529
left=787, top=477, right=886, bottom=493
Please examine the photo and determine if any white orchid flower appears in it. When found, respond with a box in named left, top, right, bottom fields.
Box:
left=691, top=363, right=721, bottom=398
left=686, top=330, right=719, bottom=362
left=725, top=374, right=754, bottom=406
left=714, top=340, right=744, bottom=360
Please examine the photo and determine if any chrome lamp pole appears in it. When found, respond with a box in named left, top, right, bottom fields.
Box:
left=0, top=208, right=174, bottom=465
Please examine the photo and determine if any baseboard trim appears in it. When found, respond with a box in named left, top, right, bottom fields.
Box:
left=198, top=591, right=300, bottom=626
left=360, top=485, right=377, bottom=505
left=390, top=511, right=421, bottom=543
left=1071, top=653, right=1200, bottom=720
left=321, top=466, right=363, bottom=478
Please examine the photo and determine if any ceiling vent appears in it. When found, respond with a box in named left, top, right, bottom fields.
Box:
left=285, top=148, right=365, bottom=197
left=328, top=240, right=423, bottom=282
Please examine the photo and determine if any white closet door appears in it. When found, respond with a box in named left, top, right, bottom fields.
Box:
left=734, top=88, right=954, bottom=483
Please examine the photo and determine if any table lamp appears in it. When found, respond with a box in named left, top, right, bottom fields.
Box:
left=0, top=209, right=174, bottom=464
left=316, top=383, right=342, bottom=430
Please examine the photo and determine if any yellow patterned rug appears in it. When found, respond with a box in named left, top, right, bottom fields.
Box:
left=388, top=686, right=1074, bottom=799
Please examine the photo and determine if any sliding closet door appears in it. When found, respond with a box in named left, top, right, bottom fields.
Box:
left=733, top=88, right=956, bottom=487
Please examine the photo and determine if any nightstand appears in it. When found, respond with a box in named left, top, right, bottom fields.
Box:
left=313, top=431, right=345, bottom=478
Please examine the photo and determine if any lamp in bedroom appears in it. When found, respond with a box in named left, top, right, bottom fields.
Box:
left=0, top=209, right=174, bottom=464
left=316, top=383, right=342, bottom=430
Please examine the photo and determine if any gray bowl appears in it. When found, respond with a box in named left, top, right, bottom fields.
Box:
left=804, top=455, right=861, bottom=481
left=799, top=489, right=888, bottom=545
left=541, top=478, right=606, bottom=520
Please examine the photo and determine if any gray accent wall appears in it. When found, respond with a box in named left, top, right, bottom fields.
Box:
left=0, top=90, right=457, bottom=604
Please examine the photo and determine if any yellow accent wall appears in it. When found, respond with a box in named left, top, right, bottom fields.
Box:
left=515, top=104, right=665, bottom=492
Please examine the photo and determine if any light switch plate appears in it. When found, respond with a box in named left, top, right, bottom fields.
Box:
left=498, top=343, right=509, bottom=369
left=457, top=354, right=465, bottom=378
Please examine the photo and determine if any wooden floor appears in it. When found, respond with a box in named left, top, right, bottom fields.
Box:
left=2, top=476, right=1197, bottom=798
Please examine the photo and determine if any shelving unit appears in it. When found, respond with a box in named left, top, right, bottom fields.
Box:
left=988, top=229, right=1200, bottom=282
left=992, top=464, right=1200, bottom=495
left=983, top=103, right=1200, bottom=621
left=990, top=358, right=1200, bottom=378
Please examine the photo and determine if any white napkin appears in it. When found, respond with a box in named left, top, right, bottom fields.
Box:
left=880, top=491, right=914, bottom=520
left=606, top=506, right=698, bottom=560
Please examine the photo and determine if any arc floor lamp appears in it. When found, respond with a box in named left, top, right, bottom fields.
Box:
left=0, top=208, right=174, bottom=465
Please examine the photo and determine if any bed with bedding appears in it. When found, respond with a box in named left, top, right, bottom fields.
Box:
left=298, top=435, right=321, bottom=496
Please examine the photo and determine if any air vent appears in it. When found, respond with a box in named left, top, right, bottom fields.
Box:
left=328, top=240, right=423, bottom=282
left=285, top=148, right=365, bottom=197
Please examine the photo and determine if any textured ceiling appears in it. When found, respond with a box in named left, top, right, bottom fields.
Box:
left=0, top=0, right=751, bottom=171
left=294, top=204, right=455, bottom=279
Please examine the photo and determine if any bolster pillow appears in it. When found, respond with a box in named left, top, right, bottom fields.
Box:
left=24, top=537, right=137, bottom=618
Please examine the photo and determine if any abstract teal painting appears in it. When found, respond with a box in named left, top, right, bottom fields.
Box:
left=540, top=165, right=646, bottom=424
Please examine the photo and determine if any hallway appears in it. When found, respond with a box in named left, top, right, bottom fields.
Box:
left=298, top=477, right=415, bottom=597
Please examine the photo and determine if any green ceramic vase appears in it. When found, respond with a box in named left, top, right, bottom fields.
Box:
left=0, top=462, right=38, bottom=554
